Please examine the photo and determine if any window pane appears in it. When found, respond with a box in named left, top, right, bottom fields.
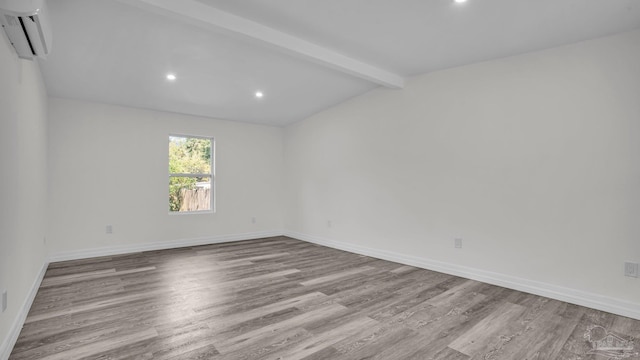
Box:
left=169, top=176, right=211, bottom=212
left=169, top=136, right=212, bottom=174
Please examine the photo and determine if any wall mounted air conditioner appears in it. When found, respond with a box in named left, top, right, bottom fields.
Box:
left=0, top=0, right=52, bottom=60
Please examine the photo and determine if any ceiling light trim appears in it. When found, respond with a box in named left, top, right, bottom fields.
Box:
left=115, top=0, right=405, bottom=89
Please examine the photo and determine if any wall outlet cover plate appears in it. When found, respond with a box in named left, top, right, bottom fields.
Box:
left=624, top=262, right=639, bottom=278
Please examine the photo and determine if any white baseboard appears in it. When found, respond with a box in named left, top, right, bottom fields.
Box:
left=285, top=231, right=640, bottom=321
left=0, top=260, right=48, bottom=360
left=4, top=229, right=637, bottom=360
left=49, top=230, right=283, bottom=263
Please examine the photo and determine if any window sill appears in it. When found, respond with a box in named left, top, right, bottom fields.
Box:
left=169, top=210, right=214, bottom=216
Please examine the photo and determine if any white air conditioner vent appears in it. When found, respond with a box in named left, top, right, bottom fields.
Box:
left=0, top=0, right=52, bottom=60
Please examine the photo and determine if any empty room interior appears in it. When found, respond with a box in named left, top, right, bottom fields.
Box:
left=1, top=0, right=640, bottom=359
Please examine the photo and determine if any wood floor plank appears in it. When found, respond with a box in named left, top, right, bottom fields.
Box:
left=448, top=301, right=528, bottom=355
left=390, top=265, right=417, bottom=274
left=9, top=236, right=640, bottom=360
left=41, top=266, right=156, bottom=288
left=204, top=291, right=328, bottom=329
left=20, top=328, right=158, bottom=360
left=214, top=303, right=348, bottom=353
left=271, top=316, right=378, bottom=360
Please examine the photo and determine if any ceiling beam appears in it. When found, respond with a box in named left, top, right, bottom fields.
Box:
left=115, top=0, right=405, bottom=89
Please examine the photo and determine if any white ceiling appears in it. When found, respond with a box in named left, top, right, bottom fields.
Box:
left=40, top=0, right=640, bottom=126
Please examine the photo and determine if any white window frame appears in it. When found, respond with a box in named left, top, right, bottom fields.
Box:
left=168, top=134, right=215, bottom=214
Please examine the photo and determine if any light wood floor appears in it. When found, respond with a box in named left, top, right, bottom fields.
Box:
left=10, top=236, right=640, bottom=359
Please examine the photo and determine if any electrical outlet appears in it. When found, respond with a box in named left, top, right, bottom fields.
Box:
left=327, top=220, right=332, bottom=228
left=106, top=225, right=113, bottom=234
left=2, top=289, right=7, bottom=313
left=454, top=238, right=463, bottom=249
left=624, top=262, right=638, bottom=278
left=251, top=217, right=256, bottom=224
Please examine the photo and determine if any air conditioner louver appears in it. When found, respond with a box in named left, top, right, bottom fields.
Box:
left=0, top=0, right=52, bottom=60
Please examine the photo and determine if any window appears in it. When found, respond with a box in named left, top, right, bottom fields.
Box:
left=169, top=135, right=214, bottom=213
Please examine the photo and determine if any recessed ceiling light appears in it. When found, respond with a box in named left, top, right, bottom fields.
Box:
left=454, top=0, right=467, bottom=3
left=255, top=91, right=264, bottom=98
left=166, top=73, right=177, bottom=81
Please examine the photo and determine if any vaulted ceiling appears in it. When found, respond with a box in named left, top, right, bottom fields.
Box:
left=40, top=0, right=640, bottom=126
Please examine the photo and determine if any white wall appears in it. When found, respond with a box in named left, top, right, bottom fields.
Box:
left=0, top=36, right=49, bottom=354
left=284, top=30, right=640, bottom=311
left=47, top=98, right=284, bottom=257
left=2, top=24, right=639, bottom=357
